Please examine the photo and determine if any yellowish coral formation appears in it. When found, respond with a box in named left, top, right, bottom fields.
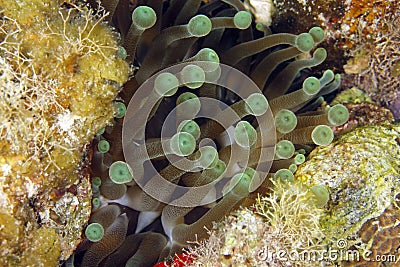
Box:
left=188, top=180, right=326, bottom=267
left=296, top=123, right=400, bottom=264
left=0, top=0, right=129, bottom=264
left=188, top=123, right=400, bottom=266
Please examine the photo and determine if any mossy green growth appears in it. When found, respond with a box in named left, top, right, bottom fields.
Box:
left=331, top=87, right=373, bottom=105
left=296, top=124, right=400, bottom=253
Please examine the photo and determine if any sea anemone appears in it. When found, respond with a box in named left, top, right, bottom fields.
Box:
left=70, top=0, right=348, bottom=266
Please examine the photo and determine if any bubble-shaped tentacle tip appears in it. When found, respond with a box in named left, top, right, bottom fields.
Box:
left=97, top=140, right=110, bottom=153
left=85, top=223, right=104, bottom=242
left=295, top=32, right=314, bottom=52
left=311, top=185, right=330, bottom=207
left=197, top=48, right=220, bottom=63
left=245, top=93, right=269, bottom=116
left=114, top=102, right=126, bottom=118
left=131, top=6, right=157, bottom=30
left=116, top=46, right=127, bottom=59
left=302, top=76, right=321, bottom=96
left=275, top=109, right=297, bottom=134
left=154, top=72, right=179, bottom=96
left=92, top=177, right=102, bottom=187
left=294, top=153, right=305, bottom=165
left=309, top=26, right=325, bottom=44
left=92, top=198, right=101, bottom=209
left=234, top=11, right=252, bottom=30
left=197, top=48, right=220, bottom=72
left=288, top=164, right=297, bottom=173
left=188, top=15, right=212, bottom=37
left=176, top=92, right=201, bottom=116
left=109, top=161, right=134, bottom=184
left=176, top=92, right=199, bottom=106
left=311, top=125, right=334, bottom=146
left=234, top=121, right=258, bottom=148
left=274, top=168, right=294, bottom=182
left=328, top=104, right=349, bottom=126
left=210, top=159, right=226, bottom=178
left=169, top=132, right=196, bottom=156
left=313, top=47, right=327, bottom=61
left=199, top=146, right=219, bottom=169
left=275, top=140, right=295, bottom=159
left=320, top=69, right=335, bottom=86
left=243, top=167, right=262, bottom=192
left=181, top=64, right=206, bottom=89
left=224, top=172, right=252, bottom=197
left=177, top=120, right=201, bottom=140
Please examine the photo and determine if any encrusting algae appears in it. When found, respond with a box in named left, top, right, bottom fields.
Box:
left=0, top=0, right=129, bottom=264
left=188, top=123, right=400, bottom=266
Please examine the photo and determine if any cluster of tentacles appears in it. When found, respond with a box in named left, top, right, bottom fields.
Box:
left=68, top=0, right=349, bottom=266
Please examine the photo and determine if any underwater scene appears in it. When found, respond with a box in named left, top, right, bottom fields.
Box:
left=0, top=0, right=399, bottom=266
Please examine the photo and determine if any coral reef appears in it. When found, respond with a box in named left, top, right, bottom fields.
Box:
left=0, top=0, right=129, bottom=264
left=188, top=123, right=400, bottom=266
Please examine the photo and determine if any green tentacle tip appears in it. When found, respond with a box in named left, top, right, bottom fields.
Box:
left=181, top=64, right=206, bottom=89
left=274, top=168, right=294, bottom=182
left=275, top=140, right=295, bottom=159
left=295, top=32, right=314, bottom=52
left=92, top=198, right=101, bottom=209
left=288, top=164, right=297, bottom=173
left=115, top=102, right=126, bottom=118
left=154, top=72, right=179, bottom=96
left=256, top=22, right=265, bottom=32
left=211, top=159, right=226, bottom=178
left=92, top=177, right=102, bottom=187
left=275, top=109, right=297, bottom=134
left=97, top=127, right=105, bottom=136
left=320, top=69, right=335, bottom=85
left=97, top=140, right=110, bottom=153
left=85, top=223, right=104, bottom=242
left=188, top=15, right=212, bottom=37
left=132, top=6, right=157, bottom=30
left=302, top=76, right=321, bottom=95
left=224, top=172, right=251, bottom=197
left=311, top=125, right=334, bottom=146
left=109, top=161, right=133, bottom=184
left=199, top=146, right=219, bottom=169
left=294, top=153, right=305, bottom=165
left=311, top=185, right=329, bottom=207
left=328, top=104, right=349, bottom=126
left=177, top=120, right=201, bottom=140
left=245, top=93, right=269, bottom=116
left=234, top=121, right=257, bottom=148
left=234, top=11, right=252, bottom=30
left=116, top=46, right=127, bottom=59
left=197, top=48, right=219, bottom=63
left=176, top=92, right=198, bottom=105
left=313, top=47, right=327, bottom=61
left=170, top=132, right=196, bottom=156
left=309, top=27, right=325, bottom=43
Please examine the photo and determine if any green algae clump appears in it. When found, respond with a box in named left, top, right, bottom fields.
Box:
left=296, top=123, right=400, bottom=263
left=0, top=0, right=129, bottom=264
